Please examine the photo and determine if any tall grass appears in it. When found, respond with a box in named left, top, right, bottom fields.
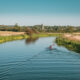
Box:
left=0, top=35, right=29, bottom=43
left=0, top=33, right=62, bottom=44
left=56, top=37, right=80, bottom=53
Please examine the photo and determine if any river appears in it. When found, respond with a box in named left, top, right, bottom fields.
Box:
left=0, top=37, right=80, bottom=80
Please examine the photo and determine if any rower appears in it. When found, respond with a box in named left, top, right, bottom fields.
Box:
left=49, top=43, right=54, bottom=50
left=49, top=45, right=53, bottom=50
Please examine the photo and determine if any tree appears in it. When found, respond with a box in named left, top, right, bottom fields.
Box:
left=25, top=27, right=34, bottom=36
left=14, top=23, right=21, bottom=32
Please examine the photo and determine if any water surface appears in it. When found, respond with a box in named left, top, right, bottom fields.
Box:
left=0, top=37, right=80, bottom=80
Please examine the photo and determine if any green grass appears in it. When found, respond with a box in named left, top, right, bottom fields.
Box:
left=0, top=34, right=29, bottom=44
left=0, top=33, right=62, bottom=44
left=31, top=33, right=62, bottom=38
left=56, top=37, right=80, bottom=53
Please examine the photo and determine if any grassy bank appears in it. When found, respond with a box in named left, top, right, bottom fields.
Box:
left=31, top=33, right=62, bottom=38
left=0, top=35, right=29, bottom=44
left=0, top=33, right=62, bottom=44
left=56, top=37, right=80, bottom=53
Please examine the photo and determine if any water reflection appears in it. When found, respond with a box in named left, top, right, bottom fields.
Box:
left=25, top=37, right=39, bottom=44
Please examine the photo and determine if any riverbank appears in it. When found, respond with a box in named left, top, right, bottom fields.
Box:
left=0, top=31, right=28, bottom=43
left=0, top=31, right=62, bottom=44
left=0, top=35, right=29, bottom=43
left=56, top=34, right=80, bottom=53
left=31, top=33, right=62, bottom=38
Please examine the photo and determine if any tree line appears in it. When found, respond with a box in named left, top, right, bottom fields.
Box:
left=0, top=24, right=80, bottom=33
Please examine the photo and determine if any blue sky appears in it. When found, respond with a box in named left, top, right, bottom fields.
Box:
left=0, top=0, right=80, bottom=26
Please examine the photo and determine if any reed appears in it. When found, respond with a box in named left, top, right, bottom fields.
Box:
left=56, top=37, right=80, bottom=53
left=0, top=35, right=29, bottom=44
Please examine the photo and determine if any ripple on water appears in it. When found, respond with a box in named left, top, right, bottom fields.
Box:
left=0, top=37, right=80, bottom=80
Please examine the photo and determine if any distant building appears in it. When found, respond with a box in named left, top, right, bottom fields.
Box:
left=41, top=24, right=44, bottom=30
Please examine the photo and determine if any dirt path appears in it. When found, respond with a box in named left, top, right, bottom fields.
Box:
left=64, top=33, right=80, bottom=41
left=0, top=31, right=25, bottom=36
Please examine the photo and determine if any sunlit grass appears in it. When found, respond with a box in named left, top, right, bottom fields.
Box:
left=56, top=37, right=80, bottom=53
left=0, top=35, right=29, bottom=44
left=0, top=33, right=62, bottom=44
left=32, top=33, right=62, bottom=38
